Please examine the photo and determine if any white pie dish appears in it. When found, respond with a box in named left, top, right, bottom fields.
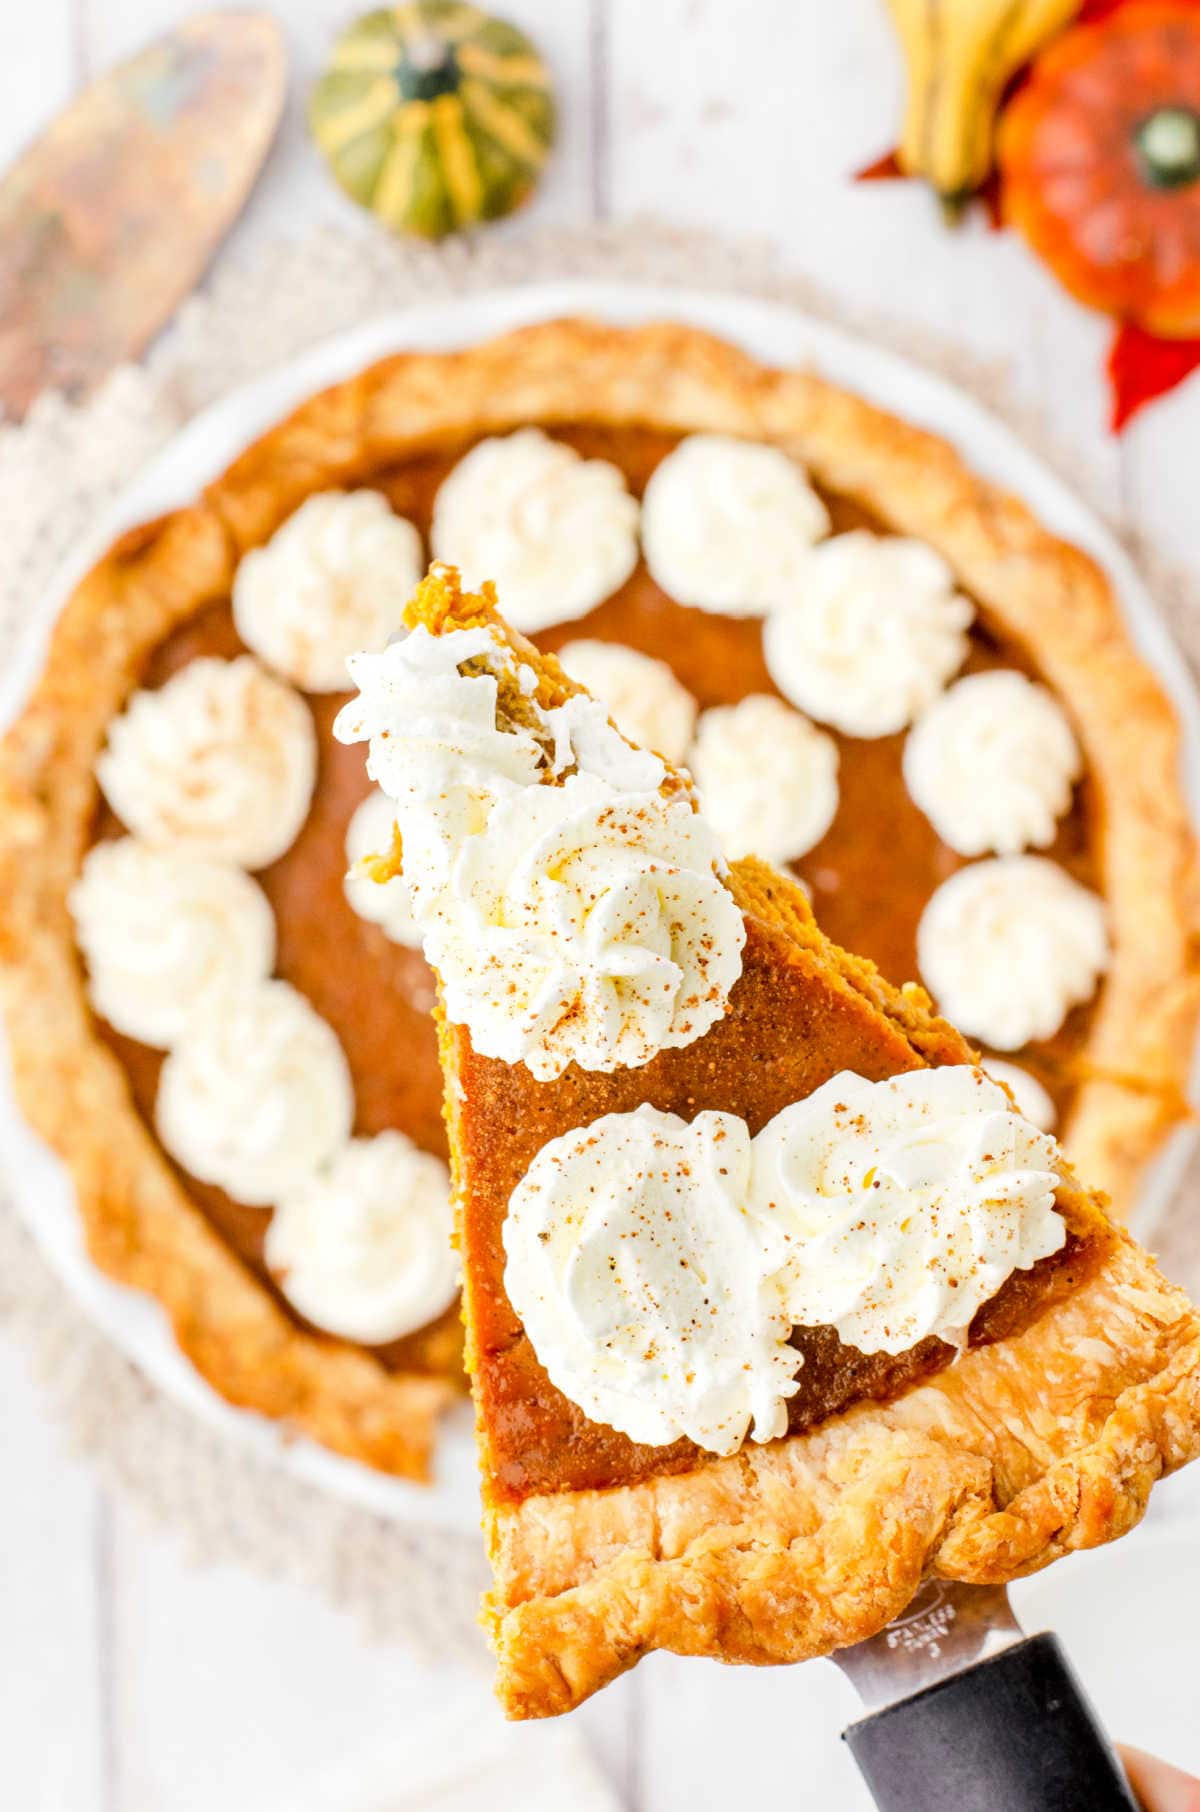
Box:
left=2, top=279, right=1198, bottom=1526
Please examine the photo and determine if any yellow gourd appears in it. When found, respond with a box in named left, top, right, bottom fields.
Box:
left=885, top=0, right=1081, bottom=209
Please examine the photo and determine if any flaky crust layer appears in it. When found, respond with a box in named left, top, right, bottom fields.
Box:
left=485, top=1234, right=1200, bottom=1716
left=2, top=316, right=1195, bottom=1474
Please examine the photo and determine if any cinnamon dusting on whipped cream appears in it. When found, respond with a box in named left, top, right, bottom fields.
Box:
left=334, top=566, right=745, bottom=1079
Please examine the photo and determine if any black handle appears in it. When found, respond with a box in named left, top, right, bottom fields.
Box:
left=843, top=1632, right=1140, bottom=1812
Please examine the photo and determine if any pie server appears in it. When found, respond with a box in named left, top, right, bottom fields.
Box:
left=0, top=11, right=286, bottom=421
left=836, top=1578, right=1140, bottom=1810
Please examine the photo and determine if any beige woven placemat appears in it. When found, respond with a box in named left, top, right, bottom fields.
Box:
left=1, top=219, right=1197, bottom=1654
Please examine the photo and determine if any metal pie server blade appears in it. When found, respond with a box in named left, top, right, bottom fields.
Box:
left=0, top=11, right=287, bottom=421
left=833, top=1578, right=1140, bottom=1811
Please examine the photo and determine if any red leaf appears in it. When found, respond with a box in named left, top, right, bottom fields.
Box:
left=1080, top=0, right=1200, bottom=16
left=1107, top=320, right=1200, bottom=429
left=855, top=148, right=904, bottom=182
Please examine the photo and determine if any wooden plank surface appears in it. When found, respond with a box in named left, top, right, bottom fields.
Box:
left=2, top=2, right=1200, bottom=1807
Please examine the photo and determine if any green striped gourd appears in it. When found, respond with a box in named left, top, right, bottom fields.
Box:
left=310, top=3, right=556, bottom=240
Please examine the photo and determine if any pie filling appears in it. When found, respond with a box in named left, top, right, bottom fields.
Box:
left=333, top=570, right=1115, bottom=1505
left=451, top=920, right=1108, bottom=1502
left=91, top=606, right=459, bottom=1377
left=386, top=424, right=1102, bottom=1108
left=84, top=422, right=1102, bottom=1382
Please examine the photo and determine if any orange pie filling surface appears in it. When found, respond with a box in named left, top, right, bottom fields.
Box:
left=81, top=424, right=1106, bottom=1400
left=450, top=947, right=1109, bottom=1503
left=332, top=566, right=1116, bottom=1507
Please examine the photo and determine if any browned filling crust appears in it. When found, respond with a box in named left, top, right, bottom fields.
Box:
left=83, top=423, right=1106, bottom=1383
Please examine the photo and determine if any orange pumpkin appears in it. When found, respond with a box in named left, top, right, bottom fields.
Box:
left=1000, top=4, right=1200, bottom=336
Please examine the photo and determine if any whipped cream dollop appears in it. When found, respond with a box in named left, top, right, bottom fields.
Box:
left=903, top=670, right=1082, bottom=856
left=641, top=434, right=829, bottom=616
left=232, top=490, right=423, bottom=692
left=70, top=838, right=276, bottom=1048
left=979, top=1059, right=1057, bottom=1134
left=337, top=622, right=549, bottom=834
left=343, top=789, right=422, bottom=948
left=433, top=772, right=743, bottom=1078
left=431, top=429, right=639, bottom=634
left=504, top=1071, right=1068, bottom=1451
left=504, top=1105, right=798, bottom=1453
left=918, top=856, right=1108, bottom=1050
left=156, top=979, right=354, bottom=1206
left=763, top=532, right=973, bottom=737
left=97, top=656, right=317, bottom=870
left=556, top=639, right=697, bottom=763
left=690, top=694, right=839, bottom=863
left=266, top=1132, right=457, bottom=1344
left=335, top=618, right=744, bottom=1079
left=750, top=1067, right=1066, bottom=1357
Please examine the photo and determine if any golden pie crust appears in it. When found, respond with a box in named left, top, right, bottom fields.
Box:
left=1, top=318, right=1197, bottom=1480
left=485, top=1227, right=1200, bottom=1717
left=417, top=576, right=1200, bottom=1718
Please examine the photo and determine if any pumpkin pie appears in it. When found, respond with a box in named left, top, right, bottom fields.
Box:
left=1, top=316, right=1196, bottom=1480
left=339, top=565, right=1200, bottom=1717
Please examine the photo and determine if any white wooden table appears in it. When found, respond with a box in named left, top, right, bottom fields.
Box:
left=4, top=5, right=1200, bottom=1808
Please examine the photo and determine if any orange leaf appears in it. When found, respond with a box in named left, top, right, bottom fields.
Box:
left=855, top=148, right=904, bottom=182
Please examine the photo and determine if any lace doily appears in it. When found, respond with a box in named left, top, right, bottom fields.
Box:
left=2, top=221, right=1197, bottom=1655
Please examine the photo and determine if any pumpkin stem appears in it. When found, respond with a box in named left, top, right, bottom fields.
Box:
left=1135, top=107, right=1200, bottom=192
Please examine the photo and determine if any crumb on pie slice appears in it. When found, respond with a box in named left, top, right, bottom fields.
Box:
left=339, top=565, right=1200, bottom=1718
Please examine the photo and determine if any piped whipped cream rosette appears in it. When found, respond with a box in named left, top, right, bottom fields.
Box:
left=434, top=771, right=743, bottom=1076
left=918, top=856, right=1108, bottom=1050
left=233, top=490, right=424, bottom=692
left=266, top=1132, right=457, bottom=1345
left=97, top=655, right=317, bottom=870
left=641, top=433, right=830, bottom=616
left=504, top=1105, right=799, bottom=1455
left=432, top=429, right=639, bottom=635
left=334, top=574, right=745, bottom=1080
left=763, top=532, right=973, bottom=737
left=343, top=789, right=422, bottom=948
left=903, top=669, right=1082, bottom=857
left=156, top=978, right=355, bottom=1207
left=690, top=694, right=839, bottom=864
left=749, top=1067, right=1066, bottom=1357
left=502, top=1069, right=1067, bottom=1453
left=70, top=837, right=276, bottom=1048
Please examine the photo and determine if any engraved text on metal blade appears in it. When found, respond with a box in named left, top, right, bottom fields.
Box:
left=833, top=1579, right=1024, bottom=1712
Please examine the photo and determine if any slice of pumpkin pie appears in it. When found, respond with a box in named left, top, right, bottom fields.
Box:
left=336, top=564, right=1200, bottom=1719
